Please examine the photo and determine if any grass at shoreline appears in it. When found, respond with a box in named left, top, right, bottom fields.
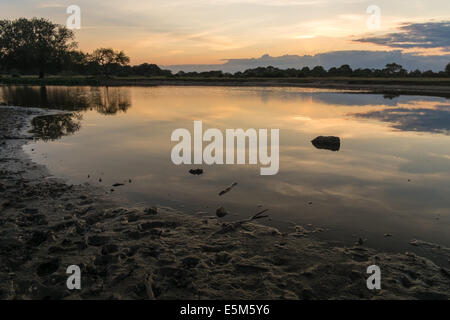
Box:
left=2, top=74, right=450, bottom=87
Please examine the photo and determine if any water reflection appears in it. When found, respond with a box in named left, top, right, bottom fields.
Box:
left=353, top=105, right=450, bottom=135
left=246, top=88, right=446, bottom=107
left=10, top=85, right=450, bottom=266
left=30, top=113, right=82, bottom=141
left=89, top=87, right=131, bottom=115
left=0, top=86, right=131, bottom=115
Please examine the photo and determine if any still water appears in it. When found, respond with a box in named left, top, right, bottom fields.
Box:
left=2, top=85, right=450, bottom=263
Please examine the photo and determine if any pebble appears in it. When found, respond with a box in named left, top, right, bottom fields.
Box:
left=215, top=206, right=229, bottom=218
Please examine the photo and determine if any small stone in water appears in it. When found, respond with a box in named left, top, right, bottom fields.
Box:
left=189, top=168, right=203, bottom=175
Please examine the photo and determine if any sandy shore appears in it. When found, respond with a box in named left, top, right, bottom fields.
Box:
left=1, top=106, right=449, bottom=300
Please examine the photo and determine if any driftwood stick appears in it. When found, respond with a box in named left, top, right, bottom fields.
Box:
left=249, top=209, right=269, bottom=221
left=213, top=209, right=269, bottom=235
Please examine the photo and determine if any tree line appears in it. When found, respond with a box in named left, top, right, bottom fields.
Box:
left=1, top=18, right=450, bottom=79
left=177, top=63, right=450, bottom=78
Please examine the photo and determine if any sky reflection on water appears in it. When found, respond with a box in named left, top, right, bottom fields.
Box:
left=2, top=85, right=449, bottom=263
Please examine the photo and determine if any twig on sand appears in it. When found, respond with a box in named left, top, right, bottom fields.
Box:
left=218, top=182, right=237, bottom=196
left=213, top=209, right=269, bottom=235
left=144, top=273, right=156, bottom=300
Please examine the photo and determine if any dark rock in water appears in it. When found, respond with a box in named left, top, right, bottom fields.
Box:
left=189, top=168, right=203, bottom=175
left=311, top=136, right=340, bottom=151
left=216, top=206, right=229, bottom=218
left=37, top=259, right=59, bottom=277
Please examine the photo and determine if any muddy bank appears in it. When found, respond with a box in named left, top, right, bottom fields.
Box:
left=1, top=106, right=449, bottom=300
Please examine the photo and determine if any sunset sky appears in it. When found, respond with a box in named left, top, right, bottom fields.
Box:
left=1, top=0, right=450, bottom=65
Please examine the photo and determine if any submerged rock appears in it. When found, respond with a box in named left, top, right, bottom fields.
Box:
left=311, top=136, right=340, bottom=151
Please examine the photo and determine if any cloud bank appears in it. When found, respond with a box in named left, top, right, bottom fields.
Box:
left=356, top=21, right=450, bottom=51
left=164, top=50, right=450, bottom=73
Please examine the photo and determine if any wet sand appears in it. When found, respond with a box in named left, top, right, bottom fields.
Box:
left=1, top=106, right=449, bottom=300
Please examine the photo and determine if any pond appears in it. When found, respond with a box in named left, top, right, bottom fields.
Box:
left=2, top=85, right=450, bottom=265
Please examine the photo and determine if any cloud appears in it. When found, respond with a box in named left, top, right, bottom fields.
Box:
left=163, top=50, right=450, bottom=73
left=355, top=21, right=450, bottom=51
left=36, top=2, right=66, bottom=9
left=161, top=0, right=328, bottom=6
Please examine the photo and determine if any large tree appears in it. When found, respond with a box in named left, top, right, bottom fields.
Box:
left=0, top=18, right=76, bottom=78
left=89, top=48, right=130, bottom=77
left=383, top=63, right=407, bottom=76
left=446, top=63, right=450, bottom=75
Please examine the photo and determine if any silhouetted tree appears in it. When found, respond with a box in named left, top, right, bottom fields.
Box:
left=409, top=69, right=422, bottom=77
left=311, top=66, right=326, bottom=77
left=299, top=66, right=311, bottom=77
left=353, top=68, right=373, bottom=77
left=327, top=67, right=338, bottom=76
left=131, top=63, right=171, bottom=76
left=422, top=70, right=436, bottom=77
left=89, top=48, right=130, bottom=77
left=446, top=63, right=450, bottom=76
left=383, top=63, right=407, bottom=77
left=63, top=50, right=89, bottom=74
left=0, top=18, right=76, bottom=78
left=337, top=64, right=352, bottom=76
